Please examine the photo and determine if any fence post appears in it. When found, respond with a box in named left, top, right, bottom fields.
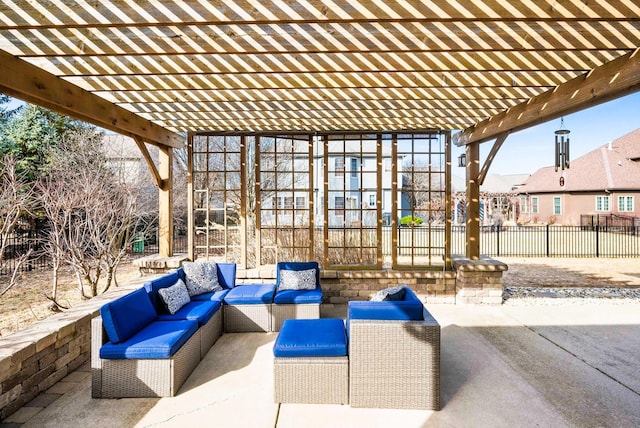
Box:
left=595, top=225, right=600, bottom=257
left=496, top=226, right=500, bottom=257
left=546, top=224, right=550, bottom=257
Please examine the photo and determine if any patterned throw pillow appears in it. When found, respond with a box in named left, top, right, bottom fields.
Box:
left=182, top=261, right=223, bottom=297
left=279, top=268, right=317, bottom=290
left=371, top=285, right=406, bottom=302
left=158, top=279, right=191, bottom=315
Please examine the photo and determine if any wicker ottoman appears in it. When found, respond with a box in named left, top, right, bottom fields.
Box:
left=273, top=318, right=348, bottom=405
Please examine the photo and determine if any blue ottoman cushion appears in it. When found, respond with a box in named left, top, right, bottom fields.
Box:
left=100, top=319, right=198, bottom=359
left=223, top=284, right=275, bottom=305
left=156, top=300, right=220, bottom=326
left=273, top=287, right=322, bottom=304
left=273, top=318, right=347, bottom=357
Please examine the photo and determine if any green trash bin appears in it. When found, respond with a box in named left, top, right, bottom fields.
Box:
left=133, top=236, right=145, bottom=253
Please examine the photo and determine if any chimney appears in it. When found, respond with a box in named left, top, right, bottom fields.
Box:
left=608, top=141, right=613, bottom=150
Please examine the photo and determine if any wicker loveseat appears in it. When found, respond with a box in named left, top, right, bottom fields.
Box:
left=92, top=263, right=236, bottom=398
left=347, top=286, right=441, bottom=410
left=91, top=287, right=204, bottom=398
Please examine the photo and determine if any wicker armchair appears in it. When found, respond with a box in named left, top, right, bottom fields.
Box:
left=347, top=288, right=441, bottom=410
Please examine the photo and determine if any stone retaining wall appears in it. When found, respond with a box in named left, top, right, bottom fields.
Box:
left=0, top=283, right=145, bottom=421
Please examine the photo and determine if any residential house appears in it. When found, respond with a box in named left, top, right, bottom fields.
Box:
left=518, top=128, right=640, bottom=226
left=452, top=174, right=530, bottom=226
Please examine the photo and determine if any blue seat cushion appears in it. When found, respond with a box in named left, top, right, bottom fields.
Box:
left=273, top=286, right=322, bottom=304
left=273, top=318, right=347, bottom=357
left=156, top=300, right=220, bottom=326
left=100, top=288, right=157, bottom=344
left=191, top=289, right=230, bottom=303
left=223, top=284, right=275, bottom=305
left=100, top=320, right=198, bottom=359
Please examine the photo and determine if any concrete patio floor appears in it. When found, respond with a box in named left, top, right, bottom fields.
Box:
left=4, top=302, right=640, bottom=428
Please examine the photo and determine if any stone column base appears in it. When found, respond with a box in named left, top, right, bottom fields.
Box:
left=452, top=257, right=508, bottom=304
left=132, top=254, right=189, bottom=275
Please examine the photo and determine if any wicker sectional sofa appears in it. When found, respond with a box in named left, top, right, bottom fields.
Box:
left=92, top=261, right=323, bottom=398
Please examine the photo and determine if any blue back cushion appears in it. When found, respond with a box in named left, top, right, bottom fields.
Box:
left=276, top=261, right=320, bottom=287
left=100, top=288, right=157, bottom=344
left=216, top=263, right=237, bottom=288
left=143, top=271, right=180, bottom=312
left=176, top=263, right=236, bottom=288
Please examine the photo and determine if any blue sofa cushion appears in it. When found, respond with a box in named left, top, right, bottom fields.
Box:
left=223, top=284, right=275, bottom=305
left=273, top=287, right=322, bottom=304
left=100, top=288, right=157, bottom=344
left=216, top=263, right=237, bottom=289
left=183, top=261, right=223, bottom=297
left=348, top=300, right=424, bottom=322
left=156, top=300, right=220, bottom=326
left=371, top=285, right=406, bottom=302
left=274, top=318, right=347, bottom=357
left=100, top=320, right=198, bottom=359
left=143, top=272, right=180, bottom=312
left=191, top=289, right=230, bottom=303
left=157, top=279, right=191, bottom=315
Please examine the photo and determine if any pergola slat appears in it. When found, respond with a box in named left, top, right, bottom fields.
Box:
left=1, top=21, right=638, bottom=56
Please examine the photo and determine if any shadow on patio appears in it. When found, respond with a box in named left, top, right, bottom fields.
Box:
left=6, top=303, right=640, bottom=428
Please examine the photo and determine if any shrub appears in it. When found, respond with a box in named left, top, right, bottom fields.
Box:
left=400, top=215, right=423, bottom=226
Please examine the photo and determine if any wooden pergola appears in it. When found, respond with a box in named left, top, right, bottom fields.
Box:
left=1, top=1, right=639, bottom=260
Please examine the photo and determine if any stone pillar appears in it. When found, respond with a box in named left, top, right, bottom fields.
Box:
left=453, top=257, right=508, bottom=304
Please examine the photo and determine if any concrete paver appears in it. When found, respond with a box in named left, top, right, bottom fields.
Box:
left=12, top=301, right=640, bottom=428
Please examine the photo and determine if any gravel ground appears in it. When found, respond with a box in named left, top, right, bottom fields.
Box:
left=500, top=257, right=640, bottom=304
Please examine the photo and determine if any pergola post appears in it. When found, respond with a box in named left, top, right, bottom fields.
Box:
left=158, top=146, right=174, bottom=257
left=465, top=142, right=480, bottom=260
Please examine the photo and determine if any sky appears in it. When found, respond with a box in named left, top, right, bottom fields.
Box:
left=5, top=91, right=640, bottom=177
left=451, top=91, right=640, bottom=177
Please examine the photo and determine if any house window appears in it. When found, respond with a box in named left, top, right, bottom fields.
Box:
left=335, top=196, right=345, bottom=217
left=553, top=197, right=561, bottom=215
left=369, top=194, right=375, bottom=207
left=334, top=157, right=344, bottom=176
left=531, top=197, right=539, bottom=214
left=296, top=196, right=305, bottom=209
left=384, top=158, right=391, bottom=172
left=596, top=196, right=610, bottom=212
left=618, top=196, right=634, bottom=212
left=520, top=196, right=529, bottom=214
left=351, top=158, right=358, bottom=178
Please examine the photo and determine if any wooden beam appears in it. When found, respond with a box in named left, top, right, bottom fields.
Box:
left=454, top=49, right=640, bottom=146
left=478, top=132, right=510, bottom=186
left=0, top=50, right=183, bottom=149
left=133, top=136, right=163, bottom=189
left=158, top=147, right=173, bottom=257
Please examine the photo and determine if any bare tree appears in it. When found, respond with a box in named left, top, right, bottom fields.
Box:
left=39, top=129, right=152, bottom=304
left=0, top=156, right=36, bottom=297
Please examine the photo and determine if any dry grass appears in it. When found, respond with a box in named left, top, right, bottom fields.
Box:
left=0, top=260, right=141, bottom=337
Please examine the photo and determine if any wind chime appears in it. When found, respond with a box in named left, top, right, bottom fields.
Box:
left=555, top=117, right=570, bottom=172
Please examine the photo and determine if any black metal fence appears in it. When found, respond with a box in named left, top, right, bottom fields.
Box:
left=451, top=225, right=640, bottom=257
left=0, top=231, right=49, bottom=275
left=3, top=224, right=639, bottom=277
